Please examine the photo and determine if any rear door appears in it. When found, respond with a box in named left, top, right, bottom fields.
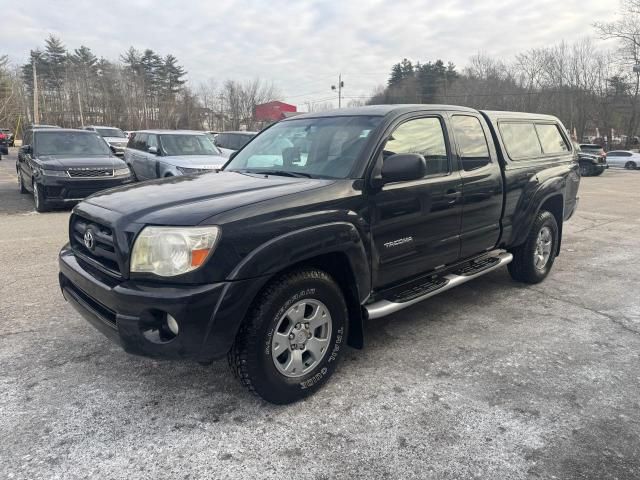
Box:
left=449, top=114, right=503, bottom=258
left=370, top=115, right=463, bottom=288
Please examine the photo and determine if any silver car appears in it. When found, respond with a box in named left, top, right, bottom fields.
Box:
left=605, top=150, right=640, bottom=170
left=85, top=126, right=129, bottom=156
left=124, top=130, right=227, bottom=180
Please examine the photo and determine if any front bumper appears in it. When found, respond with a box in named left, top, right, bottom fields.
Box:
left=41, top=175, right=131, bottom=204
left=58, top=245, right=266, bottom=362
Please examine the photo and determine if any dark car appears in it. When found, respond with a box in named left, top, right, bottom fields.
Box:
left=17, top=128, right=132, bottom=212
left=576, top=143, right=607, bottom=176
left=59, top=105, right=580, bottom=403
left=0, top=131, right=8, bottom=158
left=213, top=131, right=257, bottom=157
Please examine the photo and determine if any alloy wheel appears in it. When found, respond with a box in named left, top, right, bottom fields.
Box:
left=271, top=299, right=332, bottom=378
left=533, top=226, right=553, bottom=270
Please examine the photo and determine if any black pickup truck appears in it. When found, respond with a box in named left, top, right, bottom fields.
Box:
left=58, top=105, right=580, bottom=404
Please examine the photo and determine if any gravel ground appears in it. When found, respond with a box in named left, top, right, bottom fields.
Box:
left=1, top=148, right=639, bottom=479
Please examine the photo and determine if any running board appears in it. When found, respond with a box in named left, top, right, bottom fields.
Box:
left=365, top=251, right=513, bottom=320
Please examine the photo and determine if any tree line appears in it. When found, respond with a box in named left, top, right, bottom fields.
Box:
left=0, top=35, right=279, bottom=135
left=369, top=2, right=640, bottom=147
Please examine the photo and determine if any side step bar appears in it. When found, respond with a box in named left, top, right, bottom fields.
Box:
left=365, top=251, right=513, bottom=320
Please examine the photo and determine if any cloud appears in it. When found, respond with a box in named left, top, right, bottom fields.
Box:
left=0, top=0, right=618, bottom=108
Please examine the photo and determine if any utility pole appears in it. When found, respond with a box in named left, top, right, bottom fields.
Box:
left=32, top=59, right=39, bottom=124
left=219, top=93, right=225, bottom=131
left=76, top=79, right=84, bottom=127
left=331, top=74, right=344, bottom=108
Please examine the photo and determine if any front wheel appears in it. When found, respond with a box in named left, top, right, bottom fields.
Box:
left=508, top=210, right=559, bottom=284
left=579, top=163, right=593, bottom=176
left=33, top=181, right=50, bottom=212
left=228, top=268, right=348, bottom=404
left=17, top=169, right=27, bottom=193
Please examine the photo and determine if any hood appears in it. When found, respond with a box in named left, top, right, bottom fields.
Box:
left=164, top=154, right=227, bottom=168
left=83, top=171, right=333, bottom=225
left=103, top=136, right=128, bottom=144
left=37, top=155, right=126, bottom=170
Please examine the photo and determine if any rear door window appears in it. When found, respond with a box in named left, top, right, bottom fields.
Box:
left=451, top=115, right=491, bottom=171
left=535, top=124, right=570, bottom=154
left=499, top=122, right=542, bottom=160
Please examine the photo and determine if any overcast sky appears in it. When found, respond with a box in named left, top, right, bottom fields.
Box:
left=1, top=0, right=618, bottom=108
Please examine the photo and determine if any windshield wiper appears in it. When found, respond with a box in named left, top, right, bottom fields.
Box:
left=244, top=169, right=314, bottom=178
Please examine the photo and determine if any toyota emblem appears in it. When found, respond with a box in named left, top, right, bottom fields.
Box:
left=84, top=229, right=95, bottom=250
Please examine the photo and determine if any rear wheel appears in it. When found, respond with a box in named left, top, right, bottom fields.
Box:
left=508, top=210, right=558, bottom=284
left=625, top=161, right=637, bottom=170
left=228, top=268, right=348, bottom=404
left=33, top=181, right=49, bottom=212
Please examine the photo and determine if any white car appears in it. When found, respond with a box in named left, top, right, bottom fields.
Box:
left=605, top=150, right=640, bottom=170
left=85, top=126, right=129, bottom=156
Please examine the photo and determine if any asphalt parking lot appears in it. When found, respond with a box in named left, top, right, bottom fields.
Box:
left=1, top=148, right=639, bottom=480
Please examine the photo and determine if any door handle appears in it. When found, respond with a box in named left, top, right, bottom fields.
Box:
left=444, top=189, right=460, bottom=204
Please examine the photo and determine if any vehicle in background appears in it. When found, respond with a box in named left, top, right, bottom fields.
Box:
left=579, top=143, right=606, bottom=159
left=213, top=131, right=257, bottom=157
left=124, top=130, right=227, bottom=180
left=605, top=150, right=640, bottom=170
left=84, top=126, right=129, bottom=156
left=17, top=128, right=131, bottom=212
left=575, top=143, right=607, bottom=176
left=0, top=131, right=8, bottom=157
left=28, top=124, right=60, bottom=129
left=59, top=105, right=580, bottom=403
left=1, top=128, right=15, bottom=147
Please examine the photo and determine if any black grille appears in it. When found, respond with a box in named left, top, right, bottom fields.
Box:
left=67, top=168, right=114, bottom=178
left=70, top=214, right=121, bottom=277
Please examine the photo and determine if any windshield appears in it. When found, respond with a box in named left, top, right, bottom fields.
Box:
left=160, top=134, right=221, bottom=156
left=35, top=131, right=111, bottom=156
left=224, top=116, right=382, bottom=179
left=96, top=127, right=126, bottom=138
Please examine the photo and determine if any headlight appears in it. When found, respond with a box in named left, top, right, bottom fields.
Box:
left=41, top=168, right=68, bottom=177
left=176, top=166, right=204, bottom=175
left=130, top=226, right=220, bottom=277
left=114, top=167, right=131, bottom=177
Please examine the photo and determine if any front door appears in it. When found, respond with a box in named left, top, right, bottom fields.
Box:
left=370, top=115, right=463, bottom=289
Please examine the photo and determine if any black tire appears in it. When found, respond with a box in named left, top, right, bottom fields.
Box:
left=228, top=268, right=348, bottom=404
left=17, top=169, right=27, bottom=194
left=579, top=163, right=593, bottom=176
left=508, top=210, right=559, bottom=284
left=625, top=161, right=637, bottom=170
left=592, top=167, right=605, bottom=176
left=33, top=181, right=50, bottom=212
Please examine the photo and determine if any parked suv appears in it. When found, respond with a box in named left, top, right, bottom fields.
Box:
left=124, top=130, right=226, bottom=180
left=213, top=131, right=257, bottom=157
left=17, top=128, right=132, bottom=212
left=575, top=143, right=607, bottom=176
left=84, top=126, right=129, bottom=156
left=59, top=105, right=580, bottom=403
left=0, top=130, right=8, bottom=157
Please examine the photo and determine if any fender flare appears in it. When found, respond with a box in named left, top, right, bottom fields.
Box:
left=511, top=178, right=565, bottom=251
left=228, top=221, right=371, bottom=303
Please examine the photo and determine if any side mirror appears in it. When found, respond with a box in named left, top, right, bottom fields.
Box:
left=148, top=146, right=158, bottom=155
left=20, top=145, right=32, bottom=155
left=381, top=153, right=427, bottom=183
